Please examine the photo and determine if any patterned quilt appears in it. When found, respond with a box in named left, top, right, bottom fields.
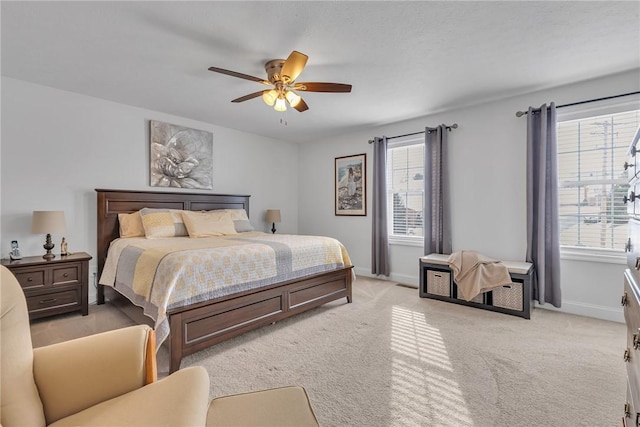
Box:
left=99, top=232, right=353, bottom=348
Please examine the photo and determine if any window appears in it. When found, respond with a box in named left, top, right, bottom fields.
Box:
left=557, top=108, right=640, bottom=252
left=387, top=137, right=424, bottom=243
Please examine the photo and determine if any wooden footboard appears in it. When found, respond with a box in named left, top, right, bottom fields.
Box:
left=167, top=266, right=352, bottom=373
left=103, top=267, right=352, bottom=373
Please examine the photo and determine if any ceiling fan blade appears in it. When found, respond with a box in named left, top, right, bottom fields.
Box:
left=231, top=91, right=266, bottom=103
left=280, top=51, right=308, bottom=83
left=208, top=66, right=269, bottom=85
left=293, top=97, right=309, bottom=112
left=294, top=82, right=352, bottom=93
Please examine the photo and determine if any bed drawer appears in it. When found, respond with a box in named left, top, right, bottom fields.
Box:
left=181, top=291, right=285, bottom=346
left=289, top=276, right=348, bottom=308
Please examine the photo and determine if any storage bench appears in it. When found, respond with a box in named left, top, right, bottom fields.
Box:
left=419, top=253, right=534, bottom=319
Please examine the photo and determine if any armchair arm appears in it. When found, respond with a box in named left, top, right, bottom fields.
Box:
left=33, top=325, right=156, bottom=424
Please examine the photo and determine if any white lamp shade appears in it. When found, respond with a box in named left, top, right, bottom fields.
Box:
left=274, top=97, right=287, bottom=112
left=262, top=89, right=278, bottom=106
left=31, top=211, right=67, bottom=234
left=265, top=209, right=281, bottom=223
left=285, top=90, right=301, bottom=107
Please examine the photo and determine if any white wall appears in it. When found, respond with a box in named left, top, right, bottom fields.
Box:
left=1, top=77, right=299, bottom=303
left=298, top=69, right=640, bottom=323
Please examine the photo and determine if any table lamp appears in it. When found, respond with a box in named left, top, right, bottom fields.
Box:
left=31, top=211, right=67, bottom=260
left=265, top=209, right=281, bottom=234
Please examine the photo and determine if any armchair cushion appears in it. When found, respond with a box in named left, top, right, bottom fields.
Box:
left=33, top=325, right=151, bottom=424
left=49, top=366, right=210, bottom=427
left=0, top=265, right=46, bottom=427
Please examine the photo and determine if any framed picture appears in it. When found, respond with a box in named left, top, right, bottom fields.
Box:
left=335, top=153, right=366, bottom=216
left=149, top=120, right=213, bottom=189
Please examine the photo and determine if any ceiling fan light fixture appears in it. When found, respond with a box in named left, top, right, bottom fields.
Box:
left=208, top=50, right=352, bottom=114
left=262, top=89, right=278, bottom=106
left=285, top=90, right=301, bottom=108
left=274, top=97, right=287, bottom=112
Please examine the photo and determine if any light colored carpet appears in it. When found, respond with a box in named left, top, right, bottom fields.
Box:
left=32, top=277, right=625, bottom=426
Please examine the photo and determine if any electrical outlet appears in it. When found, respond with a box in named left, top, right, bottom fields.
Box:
left=89, top=265, right=98, bottom=288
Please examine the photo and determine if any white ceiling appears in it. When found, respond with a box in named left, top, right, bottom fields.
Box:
left=2, top=1, right=639, bottom=143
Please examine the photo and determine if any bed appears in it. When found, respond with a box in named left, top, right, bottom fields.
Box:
left=96, top=189, right=353, bottom=373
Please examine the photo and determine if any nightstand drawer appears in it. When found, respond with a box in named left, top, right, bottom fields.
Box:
left=26, top=288, right=80, bottom=314
left=14, top=269, right=46, bottom=289
left=52, top=264, right=80, bottom=285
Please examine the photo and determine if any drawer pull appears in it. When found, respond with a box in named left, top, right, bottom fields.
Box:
left=625, top=402, right=631, bottom=418
left=27, top=277, right=33, bottom=282
left=625, top=348, right=631, bottom=362
left=63, top=272, right=69, bottom=278
left=625, top=161, right=636, bottom=171
left=627, top=238, right=632, bottom=253
left=634, top=332, right=640, bottom=350
left=39, top=298, right=57, bottom=304
left=624, top=191, right=637, bottom=204
left=622, top=292, right=629, bottom=306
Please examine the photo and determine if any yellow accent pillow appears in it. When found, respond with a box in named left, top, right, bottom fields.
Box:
left=140, top=208, right=188, bottom=238
left=182, top=210, right=238, bottom=238
left=118, top=211, right=145, bottom=237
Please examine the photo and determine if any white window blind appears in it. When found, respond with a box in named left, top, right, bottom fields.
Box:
left=387, top=138, right=424, bottom=239
left=557, top=109, right=640, bottom=251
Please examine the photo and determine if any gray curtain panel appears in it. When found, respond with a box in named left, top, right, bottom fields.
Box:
left=371, top=137, right=390, bottom=276
left=424, top=125, right=452, bottom=255
left=526, top=103, right=562, bottom=308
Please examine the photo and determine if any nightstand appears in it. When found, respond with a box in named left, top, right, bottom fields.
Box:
left=1, top=252, right=92, bottom=320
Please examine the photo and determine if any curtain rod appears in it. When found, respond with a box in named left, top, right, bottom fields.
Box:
left=368, top=123, right=458, bottom=144
left=515, top=91, right=640, bottom=117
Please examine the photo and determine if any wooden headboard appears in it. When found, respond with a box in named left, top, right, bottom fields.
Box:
left=95, top=189, right=251, bottom=278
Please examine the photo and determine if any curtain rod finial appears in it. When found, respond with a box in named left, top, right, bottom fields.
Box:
left=516, top=111, right=526, bottom=117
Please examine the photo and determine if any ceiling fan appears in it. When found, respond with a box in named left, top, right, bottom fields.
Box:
left=208, top=50, right=352, bottom=113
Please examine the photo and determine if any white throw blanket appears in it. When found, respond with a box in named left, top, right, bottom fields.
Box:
left=447, top=250, right=512, bottom=301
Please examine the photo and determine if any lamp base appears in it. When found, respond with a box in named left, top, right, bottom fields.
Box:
left=43, top=233, right=55, bottom=260
left=271, top=223, right=277, bottom=234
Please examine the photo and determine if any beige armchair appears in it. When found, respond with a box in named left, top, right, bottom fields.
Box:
left=0, top=265, right=319, bottom=427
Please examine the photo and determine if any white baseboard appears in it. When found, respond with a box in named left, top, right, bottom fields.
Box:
left=534, top=300, right=624, bottom=323
left=354, top=267, right=623, bottom=323
left=354, top=267, right=419, bottom=288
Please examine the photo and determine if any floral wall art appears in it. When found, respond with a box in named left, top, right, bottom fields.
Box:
left=150, top=120, right=213, bottom=189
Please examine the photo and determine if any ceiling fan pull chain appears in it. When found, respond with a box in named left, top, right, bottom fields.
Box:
left=280, top=110, right=288, bottom=126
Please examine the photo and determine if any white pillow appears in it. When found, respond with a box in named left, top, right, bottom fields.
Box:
left=224, top=209, right=250, bottom=221
left=139, top=208, right=188, bottom=238
left=182, top=210, right=238, bottom=237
